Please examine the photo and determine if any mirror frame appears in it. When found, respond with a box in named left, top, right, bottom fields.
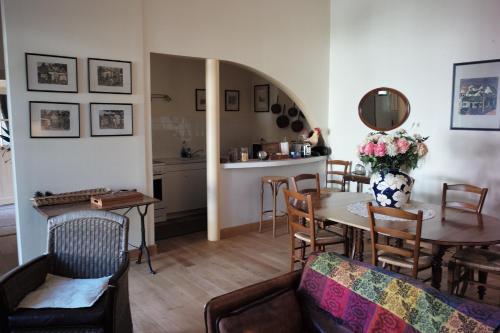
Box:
left=358, top=87, right=410, bottom=131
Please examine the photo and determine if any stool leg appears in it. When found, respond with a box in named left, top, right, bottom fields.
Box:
left=272, top=182, right=277, bottom=238
left=259, top=182, right=264, bottom=233
left=285, top=182, right=290, bottom=234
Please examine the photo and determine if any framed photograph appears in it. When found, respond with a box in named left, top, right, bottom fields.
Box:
left=195, top=89, right=206, bottom=111
left=26, top=53, right=78, bottom=93
left=90, top=103, right=133, bottom=137
left=88, top=58, right=132, bottom=94
left=225, top=90, right=240, bottom=111
left=30, top=101, right=80, bottom=138
left=254, top=84, right=269, bottom=112
left=450, top=59, right=500, bottom=131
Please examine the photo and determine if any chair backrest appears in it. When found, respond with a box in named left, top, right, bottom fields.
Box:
left=291, top=173, right=320, bottom=199
left=367, top=202, right=423, bottom=278
left=47, top=210, right=129, bottom=278
left=441, top=183, right=488, bottom=215
left=326, top=160, right=351, bottom=191
left=283, top=189, right=317, bottom=249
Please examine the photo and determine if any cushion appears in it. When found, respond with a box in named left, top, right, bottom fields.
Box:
left=298, top=252, right=500, bottom=333
left=17, top=274, right=110, bottom=309
left=216, top=289, right=302, bottom=333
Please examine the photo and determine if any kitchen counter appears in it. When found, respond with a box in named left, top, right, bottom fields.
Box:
left=154, top=157, right=206, bottom=165
left=221, top=156, right=326, bottom=169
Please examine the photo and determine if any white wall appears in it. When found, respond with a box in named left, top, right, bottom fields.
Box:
left=2, top=0, right=147, bottom=262
left=330, top=0, right=500, bottom=215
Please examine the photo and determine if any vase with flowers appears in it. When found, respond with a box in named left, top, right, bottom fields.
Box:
left=357, top=129, right=429, bottom=208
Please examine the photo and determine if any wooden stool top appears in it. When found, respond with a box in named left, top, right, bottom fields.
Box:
left=261, top=176, right=289, bottom=184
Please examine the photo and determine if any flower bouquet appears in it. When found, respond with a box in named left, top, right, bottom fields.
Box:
left=357, top=129, right=429, bottom=208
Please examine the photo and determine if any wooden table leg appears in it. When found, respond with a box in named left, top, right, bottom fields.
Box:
left=431, top=244, right=447, bottom=290
left=354, top=229, right=364, bottom=262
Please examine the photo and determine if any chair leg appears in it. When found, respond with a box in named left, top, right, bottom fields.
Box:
left=259, top=182, right=264, bottom=233
left=447, top=261, right=457, bottom=295
left=459, top=269, right=471, bottom=297
left=290, top=236, right=295, bottom=272
left=477, top=270, right=488, bottom=300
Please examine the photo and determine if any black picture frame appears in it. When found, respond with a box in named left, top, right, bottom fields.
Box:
left=254, top=84, right=270, bottom=112
left=29, top=101, right=80, bottom=138
left=90, top=103, right=134, bottom=137
left=450, top=58, right=500, bottom=131
left=26, top=53, right=78, bottom=93
left=225, top=90, right=240, bottom=111
left=195, top=89, right=206, bottom=111
left=88, top=58, right=132, bottom=94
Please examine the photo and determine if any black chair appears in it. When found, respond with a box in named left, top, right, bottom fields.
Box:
left=0, top=210, right=132, bottom=333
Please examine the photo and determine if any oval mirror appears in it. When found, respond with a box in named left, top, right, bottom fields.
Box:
left=358, top=87, right=410, bottom=131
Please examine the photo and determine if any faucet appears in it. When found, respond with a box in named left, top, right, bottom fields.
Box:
left=188, top=149, right=204, bottom=158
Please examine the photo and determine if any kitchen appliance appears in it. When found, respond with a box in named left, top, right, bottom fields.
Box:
left=152, top=161, right=167, bottom=223
left=291, top=142, right=311, bottom=157
left=302, top=143, right=312, bottom=157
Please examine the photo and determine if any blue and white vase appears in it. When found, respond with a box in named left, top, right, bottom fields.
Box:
left=370, top=169, right=413, bottom=208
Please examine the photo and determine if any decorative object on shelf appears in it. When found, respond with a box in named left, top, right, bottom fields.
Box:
left=254, top=84, right=269, bottom=112
left=195, top=88, right=206, bottom=111
left=353, top=163, right=366, bottom=175
left=450, top=58, right=500, bottom=131
left=257, top=150, right=268, bottom=160
left=30, top=101, right=80, bottom=138
left=91, top=190, right=143, bottom=208
left=26, top=53, right=78, bottom=93
left=358, top=129, right=429, bottom=208
left=90, top=103, right=133, bottom=137
left=358, top=87, right=410, bottom=131
left=240, top=147, right=249, bottom=162
left=31, top=188, right=111, bottom=207
left=224, top=90, right=239, bottom=111
left=304, top=127, right=321, bottom=147
left=88, top=58, right=132, bottom=94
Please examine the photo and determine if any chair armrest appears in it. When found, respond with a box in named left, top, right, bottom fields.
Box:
left=108, top=252, right=129, bottom=287
left=0, top=254, right=51, bottom=313
left=204, top=270, right=302, bottom=333
left=108, top=252, right=132, bottom=333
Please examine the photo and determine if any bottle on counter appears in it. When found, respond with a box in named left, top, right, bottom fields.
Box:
left=280, top=137, right=289, bottom=156
left=241, top=147, right=249, bottom=162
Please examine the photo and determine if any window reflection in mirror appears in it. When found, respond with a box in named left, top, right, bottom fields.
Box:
left=358, top=88, right=410, bottom=131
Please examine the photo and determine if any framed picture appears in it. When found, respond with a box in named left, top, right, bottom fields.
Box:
left=88, top=58, right=132, bottom=94
left=26, top=53, right=78, bottom=93
left=195, top=89, right=206, bottom=111
left=450, top=59, right=500, bottom=131
left=90, top=103, right=133, bottom=137
left=225, top=90, right=240, bottom=111
left=30, top=101, right=80, bottom=138
left=254, top=84, right=269, bottom=112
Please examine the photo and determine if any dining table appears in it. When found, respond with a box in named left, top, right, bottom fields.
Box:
left=313, top=192, right=500, bottom=290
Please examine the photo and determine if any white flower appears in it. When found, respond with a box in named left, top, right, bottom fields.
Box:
left=377, top=194, right=392, bottom=206
left=377, top=181, right=388, bottom=191
left=386, top=142, right=398, bottom=157
left=383, top=173, right=404, bottom=190
left=392, top=191, right=409, bottom=207
left=370, top=173, right=383, bottom=186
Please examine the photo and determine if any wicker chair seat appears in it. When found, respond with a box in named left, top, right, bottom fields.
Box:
left=378, top=251, right=432, bottom=270
left=294, top=230, right=344, bottom=245
left=453, top=248, right=500, bottom=272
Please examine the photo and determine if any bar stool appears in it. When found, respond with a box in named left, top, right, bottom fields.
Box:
left=259, top=176, right=289, bottom=238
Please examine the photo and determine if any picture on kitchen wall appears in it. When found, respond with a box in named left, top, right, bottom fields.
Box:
left=254, top=84, right=269, bottom=112
left=90, top=103, right=133, bottom=137
left=225, top=90, right=240, bottom=111
left=88, top=58, right=132, bottom=94
left=195, top=89, right=206, bottom=111
left=451, top=59, right=500, bottom=131
left=30, top=101, right=80, bottom=138
left=26, top=53, right=78, bottom=92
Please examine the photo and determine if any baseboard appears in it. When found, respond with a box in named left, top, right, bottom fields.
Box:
left=129, top=244, right=157, bottom=260
left=220, top=218, right=287, bottom=238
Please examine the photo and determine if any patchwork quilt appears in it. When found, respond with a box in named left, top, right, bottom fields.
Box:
left=298, top=253, right=500, bottom=333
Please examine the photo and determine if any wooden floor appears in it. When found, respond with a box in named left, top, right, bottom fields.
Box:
left=0, top=204, right=18, bottom=275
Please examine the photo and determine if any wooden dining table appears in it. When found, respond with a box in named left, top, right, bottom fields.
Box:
left=313, top=192, right=500, bottom=290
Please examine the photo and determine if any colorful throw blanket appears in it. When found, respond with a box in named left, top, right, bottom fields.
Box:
left=298, top=253, right=500, bottom=333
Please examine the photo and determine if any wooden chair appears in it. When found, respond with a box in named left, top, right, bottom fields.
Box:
left=325, top=160, right=351, bottom=192
left=441, top=183, right=488, bottom=221
left=291, top=173, right=321, bottom=199
left=368, top=202, right=431, bottom=279
left=284, top=189, right=345, bottom=271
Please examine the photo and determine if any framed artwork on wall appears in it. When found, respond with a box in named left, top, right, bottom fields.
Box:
left=225, top=90, right=240, bottom=111
left=450, top=58, right=500, bottom=131
left=90, top=103, right=133, bottom=137
left=88, top=58, right=132, bottom=94
left=26, top=53, right=78, bottom=93
left=30, top=101, right=80, bottom=138
left=254, top=84, right=269, bottom=112
left=195, top=89, right=206, bottom=111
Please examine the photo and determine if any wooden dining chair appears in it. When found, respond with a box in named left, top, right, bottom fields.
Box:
left=368, top=202, right=431, bottom=279
left=284, top=189, right=345, bottom=271
left=441, top=183, right=488, bottom=221
left=291, top=173, right=321, bottom=199
left=325, top=160, right=351, bottom=192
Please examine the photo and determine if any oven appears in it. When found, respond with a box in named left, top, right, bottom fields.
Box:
left=153, top=162, right=167, bottom=223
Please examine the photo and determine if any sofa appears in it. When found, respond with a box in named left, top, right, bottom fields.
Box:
left=205, top=252, right=500, bottom=333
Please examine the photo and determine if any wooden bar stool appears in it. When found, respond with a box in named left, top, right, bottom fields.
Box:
left=259, top=176, right=289, bottom=238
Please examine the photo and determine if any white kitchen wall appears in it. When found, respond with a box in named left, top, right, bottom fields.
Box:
left=151, top=54, right=308, bottom=159
left=2, top=0, right=146, bottom=262
left=330, top=0, right=500, bottom=216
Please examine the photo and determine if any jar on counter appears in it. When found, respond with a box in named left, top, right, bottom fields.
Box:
left=241, top=147, right=249, bottom=162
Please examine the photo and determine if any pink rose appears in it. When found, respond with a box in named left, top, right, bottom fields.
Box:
left=417, top=143, right=428, bottom=157
left=363, top=142, right=376, bottom=156
left=358, top=145, right=365, bottom=154
left=396, top=138, right=410, bottom=154
left=374, top=143, right=386, bottom=157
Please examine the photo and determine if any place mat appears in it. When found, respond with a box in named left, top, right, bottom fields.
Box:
left=347, top=201, right=436, bottom=221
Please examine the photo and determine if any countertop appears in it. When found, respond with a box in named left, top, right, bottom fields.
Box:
left=221, top=156, right=326, bottom=169
left=153, top=157, right=206, bottom=166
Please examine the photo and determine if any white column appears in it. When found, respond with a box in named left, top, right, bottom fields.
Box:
left=206, top=59, right=220, bottom=241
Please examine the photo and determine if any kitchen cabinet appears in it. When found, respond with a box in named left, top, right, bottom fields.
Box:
left=164, top=162, right=207, bottom=214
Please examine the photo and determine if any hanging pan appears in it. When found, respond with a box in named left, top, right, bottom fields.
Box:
left=276, top=104, right=290, bottom=128
left=288, top=103, right=298, bottom=117
left=271, top=95, right=281, bottom=114
left=291, top=111, right=304, bottom=132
